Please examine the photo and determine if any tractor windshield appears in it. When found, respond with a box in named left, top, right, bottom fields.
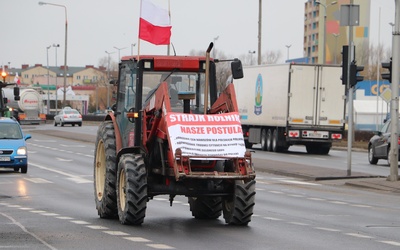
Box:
left=142, top=71, right=208, bottom=112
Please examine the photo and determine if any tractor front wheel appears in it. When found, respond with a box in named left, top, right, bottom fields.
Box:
left=189, top=196, right=222, bottom=219
left=117, top=154, right=148, bottom=225
left=94, top=121, right=118, bottom=218
left=223, top=180, right=256, bottom=226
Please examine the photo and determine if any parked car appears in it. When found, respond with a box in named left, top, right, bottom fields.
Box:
left=54, top=107, right=82, bottom=127
left=0, top=117, right=31, bottom=173
left=368, top=118, right=400, bottom=165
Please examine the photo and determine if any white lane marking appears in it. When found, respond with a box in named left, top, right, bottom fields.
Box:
left=345, top=233, right=374, bottom=239
left=146, top=244, right=175, bottom=249
left=66, top=177, right=93, bottom=184
left=263, top=217, right=282, bottom=221
left=33, top=140, right=57, bottom=143
left=42, top=213, right=59, bottom=216
left=307, top=197, right=326, bottom=201
left=329, top=201, right=348, bottom=205
left=56, top=157, right=73, bottom=162
left=288, top=222, right=310, bottom=226
left=103, top=231, right=130, bottom=236
left=24, top=178, right=53, bottom=184
left=60, top=144, right=86, bottom=148
left=29, top=162, right=92, bottom=183
left=280, top=180, right=320, bottom=186
left=379, top=241, right=400, bottom=247
left=0, top=211, right=57, bottom=250
left=269, top=191, right=284, bottom=194
left=6, top=205, right=21, bottom=208
left=56, top=216, right=74, bottom=220
left=86, top=225, right=109, bottom=230
left=315, top=227, right=341, bottom=232
left=124, top=237, right=151, bottom=242
left=350, top=204, right=372, bottom=208
left=19, top=207, right=33, bottom=210
left=71, top=220, right=90, bottom=225
left=30, top=210, right=46, bottom=213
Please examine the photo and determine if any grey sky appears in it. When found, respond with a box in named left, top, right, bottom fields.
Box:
left=0, top=0, right=395, bottom=68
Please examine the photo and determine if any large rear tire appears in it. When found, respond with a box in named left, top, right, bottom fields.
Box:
left=260, top=129, right=268, bottom=151
left=117, top=154, right=148, bottom=225
left=189, top=196, right=222, bottom=219
left=222, top=180, right=256, bottom=226
left=266, top=129, right=273, bottom=152
left=94, top=121, right=118, bottom=218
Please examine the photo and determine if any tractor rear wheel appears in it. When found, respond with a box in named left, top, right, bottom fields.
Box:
left=117, top=154, right=148, bottom=225
left=223, top=180, right=256, bottom=226
left=94, top=121, right=118, bottom=218
left=189, top=196, right=222, bottom=219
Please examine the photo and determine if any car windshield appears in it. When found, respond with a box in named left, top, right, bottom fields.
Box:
left=65, top=110, right=79, bottom=114
left=0, top=123, right=23, bottom=139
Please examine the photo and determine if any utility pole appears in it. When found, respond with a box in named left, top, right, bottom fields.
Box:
left=257, top=0, right=262, bottom=65
left=389, top=0, right=400, bottom=181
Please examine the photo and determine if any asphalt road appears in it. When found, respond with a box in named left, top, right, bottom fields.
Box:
left=0, top=124, right=399, bottom=249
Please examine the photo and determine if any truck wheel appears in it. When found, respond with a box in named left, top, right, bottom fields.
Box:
left=266, top=129, right=273, bottom=152
left=318, top=146, right=330, bottom=155
left=117, top=154, right=147, bottom=225
left=189, top=197, right=222, bottom=219
left=222, top=180, right=256, bottom=226
left=260, top=129, right=268, bottom=151
left=306, top=145, right=317, bottom=154
left=368, top=145, right=378, bottom=164
left=272, top=129, right=280, bottom=152
left=94, top=121, right=118, bottom=219
left=54, top=120, right=57, bottom=126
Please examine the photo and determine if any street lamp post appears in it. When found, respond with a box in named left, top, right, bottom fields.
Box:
left=52, top=44, right=59, bottom=113
left=249, top=50, right=256, bottom=65
left=114, top=46, right=127, bottom=62
left=46, top=45, right=51, bottom=114
left=285, top=45, right=292, bottom=61
left=39, top=1, right=68, bottom=108
left=131, top=43, right=136, bottom=55
left=316, top=0, right=337, bottom=64
left=213, top=36, right=219, bottom=58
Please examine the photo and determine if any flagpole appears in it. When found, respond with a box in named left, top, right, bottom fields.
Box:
left=167, top=0, right=171, bottom=56
left=137, top=0, right=143, bottom=61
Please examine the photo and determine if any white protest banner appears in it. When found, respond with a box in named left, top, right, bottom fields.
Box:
left=166, top=112, right=246, bottom=159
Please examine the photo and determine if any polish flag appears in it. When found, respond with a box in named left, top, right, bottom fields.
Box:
left=139, top=0, right=171, bottom=45
left=14, top=72, right=20, bottom=85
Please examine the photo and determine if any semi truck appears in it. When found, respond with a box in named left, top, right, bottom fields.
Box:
left=3, top=88, right=46, bottom=124
left=232, top=64, right=346, bottom=155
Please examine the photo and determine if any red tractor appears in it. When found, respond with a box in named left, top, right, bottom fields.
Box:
left=94, top=44, right=256, bottom=225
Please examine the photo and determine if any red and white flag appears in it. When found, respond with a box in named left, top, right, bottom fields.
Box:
left=14, top=72, right=20, bottom=85
left=139, top=0, right=171, bottom=45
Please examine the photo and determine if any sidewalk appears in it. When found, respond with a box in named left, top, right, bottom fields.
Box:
left=253, top=158, right=400, bottom=193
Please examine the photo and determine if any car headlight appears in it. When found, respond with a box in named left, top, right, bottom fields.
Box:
left=17, top=146, right=27, bottom=155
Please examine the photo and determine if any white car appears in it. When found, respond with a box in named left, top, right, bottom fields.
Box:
left=54, top=107, right=82, bottom=127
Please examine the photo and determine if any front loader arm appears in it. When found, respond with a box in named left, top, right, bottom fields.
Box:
left=209, top=83, right=239, bottom=114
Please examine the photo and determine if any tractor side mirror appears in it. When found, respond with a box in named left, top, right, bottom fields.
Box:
left=231, top=60, right=244, bottom=79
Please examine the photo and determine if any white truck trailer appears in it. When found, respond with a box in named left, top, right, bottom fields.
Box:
left=232, top=64, right=346, bottom=154
left=3, top=88, right=45, bottom=124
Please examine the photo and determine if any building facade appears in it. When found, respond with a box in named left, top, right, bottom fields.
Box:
left=303, top=0, right=370, bottom=65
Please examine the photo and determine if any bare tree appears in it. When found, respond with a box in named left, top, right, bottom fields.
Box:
left=364, top=43, right=391, bottom=81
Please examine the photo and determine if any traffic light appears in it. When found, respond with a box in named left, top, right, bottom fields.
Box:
left=349, top=61, right=364, bottom=88
left=381, top=58, right=392, bottom=83
left=341, top=45, right=349, bottom=85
